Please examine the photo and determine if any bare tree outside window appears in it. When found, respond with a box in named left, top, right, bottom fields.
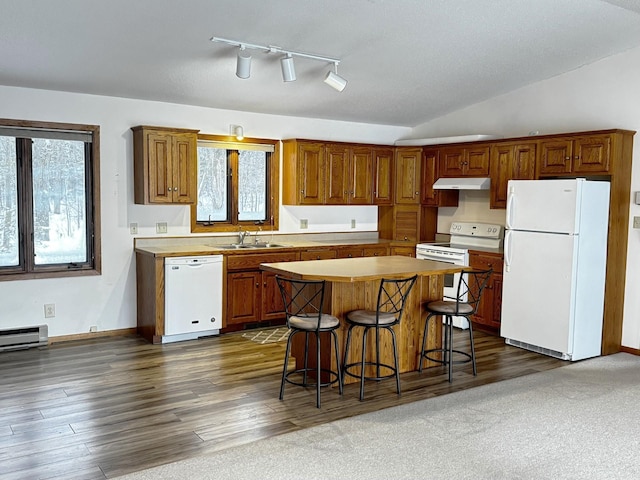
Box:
left=0, top=135, right=18, bottom=267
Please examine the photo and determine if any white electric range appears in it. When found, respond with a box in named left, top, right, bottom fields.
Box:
left=416, top=222, right=503, bottom=329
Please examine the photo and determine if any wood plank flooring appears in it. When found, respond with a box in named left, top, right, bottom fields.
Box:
left=0, top=330, right=565, bottom=479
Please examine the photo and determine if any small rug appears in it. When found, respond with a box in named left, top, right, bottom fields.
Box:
left=241, top=327, right=290, bottom=344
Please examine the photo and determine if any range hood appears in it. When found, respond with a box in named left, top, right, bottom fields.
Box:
left=432, top=177, right=491, bottom=190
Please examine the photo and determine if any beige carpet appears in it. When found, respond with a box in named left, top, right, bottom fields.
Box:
left=115, top=353, right=640, bottom=480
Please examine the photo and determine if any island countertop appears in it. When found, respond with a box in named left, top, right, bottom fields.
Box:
left=260, top=255, right=461, bottom=282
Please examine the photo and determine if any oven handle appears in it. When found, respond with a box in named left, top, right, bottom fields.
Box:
left=416, top=252, right=464, bottom=264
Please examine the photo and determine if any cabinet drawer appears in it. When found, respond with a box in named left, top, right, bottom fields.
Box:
left=226, top=252, right=299, bottom=271
left=469, top=252, right=503, bottom=272
left=300, top=249, right=337, bottom=260
left=363, top=245, right=388, bottom=257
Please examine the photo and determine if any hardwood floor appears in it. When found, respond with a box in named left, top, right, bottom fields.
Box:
left=0, top=329, right=565, bottom=479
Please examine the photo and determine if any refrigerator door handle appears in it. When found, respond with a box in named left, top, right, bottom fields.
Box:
left=506, top=189, right=515, bottom=230
left=504, top=230, right=512, bottom=272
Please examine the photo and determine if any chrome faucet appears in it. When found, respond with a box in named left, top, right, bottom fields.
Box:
left=238, top=228, right=248, bottom=245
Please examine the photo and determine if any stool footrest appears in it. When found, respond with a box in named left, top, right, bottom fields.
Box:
left=343, top=361, right=397, bottom=382
left=420, top=348, right=473, bottom=366
left=284, top=367, right=340, bottom=389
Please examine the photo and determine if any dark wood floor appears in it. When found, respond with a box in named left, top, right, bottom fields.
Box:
left=0, top=329, right=565, bottom=479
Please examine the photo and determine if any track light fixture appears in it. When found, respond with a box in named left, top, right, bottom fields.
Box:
left=236, top=46, right=251, bottom=79
left=324, top=63, right=347, bottom=92
left=280, top=54, right=296, bottom=82
left=211, top=36, right=346, bottom=91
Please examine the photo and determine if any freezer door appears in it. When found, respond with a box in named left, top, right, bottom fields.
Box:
left=506, top=179, right=580, bottom=234
left=501, top=230, right=577, bottom=355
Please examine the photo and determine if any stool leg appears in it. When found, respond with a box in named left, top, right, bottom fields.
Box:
left=331, top=330, right=343, bottom=395
left=419, top=314, right=431, bottom=373
left=375, top=326, right=381, bottom=380
left=389, top=327, right=400, bottom=395
left=316, top=332, right=321, bottom=408
left=303, top=332, right=310, bottom=386
left=280, top=331, right=294, bottom=400
left=447, top=316, right=454, bottom=383
left=360, top=327, right=369, bottom=401
left=468, top=318, right=477, bottom=376
left=343, top=325, right=353, bottom=377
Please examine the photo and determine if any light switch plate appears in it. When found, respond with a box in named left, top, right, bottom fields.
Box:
left=633, top=216, right=640, bottom=229
left=129, top=223, right=138, bottom=234
left=300, top=219, right=308, bottom=229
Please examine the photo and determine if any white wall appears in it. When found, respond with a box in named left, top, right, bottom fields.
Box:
left=412, top=45, right=640, bottom=350
left=0, top=86, right=409, bottom=337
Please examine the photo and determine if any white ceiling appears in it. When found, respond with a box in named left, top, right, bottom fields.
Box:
left=2, top=0, right=640, bottom=127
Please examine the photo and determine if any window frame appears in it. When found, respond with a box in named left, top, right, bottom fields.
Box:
left=0, top=118, right=101, bottom=281
left=190, top=134, right=280, bottom=233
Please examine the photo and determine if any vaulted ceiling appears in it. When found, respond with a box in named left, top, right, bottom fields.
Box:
left=2, top=0, right=640, bottom=126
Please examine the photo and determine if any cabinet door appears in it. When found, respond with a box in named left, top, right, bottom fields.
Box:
left=372, top=148, right=394, bottom=205
left=393, top=205, right=420, bottom=242
left=350, top=147, right=373, bottom=204
left=147, top=132, right=173, bottom=203
left=538, top=140, right=573, bottom=176
left=469, top=252, right=503, bottom=330
left=574, top=134, right=611, bottom=173
left=490, top=142, right=536, bottom=209
left=440, top=147, right=465, bottom=177
left=298, top=143, right=325, bottom=204
left=394, top=148, right=421, bottom=204
left=390, top=246, right=415, bottom=257
left=421, top=148, right=458, bottom=207
left=261, top=271, right=286, bottom=321
left=300, top=249, right=337, bottom=260
left=171, top=133, right=197, bottom=203
left=465, top=145, right=490, bottom=176
left=325, top=145, right=349, bottom=205
left=226, top=271, right=261, bottom=325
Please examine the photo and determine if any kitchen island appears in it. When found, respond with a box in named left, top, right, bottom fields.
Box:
left=260, top=255, right=463, bottom=383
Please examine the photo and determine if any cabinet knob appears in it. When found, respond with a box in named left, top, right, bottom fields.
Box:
left=255, top=283, right=260, bottom=288
left=263, top=282, right=267, bottom=287
left=574, top=155, right=580, bottom=159
left=565, top=156, right=571, bottom=160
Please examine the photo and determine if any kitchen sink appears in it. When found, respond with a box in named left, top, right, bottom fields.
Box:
left=216, top=243, right=290, bottom=249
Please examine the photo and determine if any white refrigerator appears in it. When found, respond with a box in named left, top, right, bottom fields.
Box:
left=500, top=178, right=610, bottom=361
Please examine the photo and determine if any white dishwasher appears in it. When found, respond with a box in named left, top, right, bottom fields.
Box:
left=164, top=255, right=223, bottom=342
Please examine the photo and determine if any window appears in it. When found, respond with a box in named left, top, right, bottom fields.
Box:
left=0, top=119, right=100, bottom=280
left=191, top=135, right=279, bottom=233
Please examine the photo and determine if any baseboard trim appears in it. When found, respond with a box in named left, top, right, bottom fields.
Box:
left=49, top=328, right=137, bottom=345
left=620, top=346, right=640, bottom=356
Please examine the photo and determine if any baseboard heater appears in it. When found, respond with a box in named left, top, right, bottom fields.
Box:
left=0, top=325, right=48, bottom=352
left=505, top=338, right=571, bottom=361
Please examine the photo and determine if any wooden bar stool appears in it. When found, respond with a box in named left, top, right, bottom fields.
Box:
left=418, top=269, right=492, bottom=382
left=343, top=275, right=418, bottom=400
left=276, top=276, right=343, bottom=408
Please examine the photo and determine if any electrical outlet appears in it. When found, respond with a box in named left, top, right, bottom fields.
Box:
left=300, top=219, right=308, bottom=229
left=44, top=304, right=55, bottom=318
left=633, top=216, right=640, bottom=229
left=156, top=222, right=168, bottom=234
left=90, top=326, right=97, bottom=333
left=351, top=219, right=356, bottom=228
left=129, top=222, right=138, bottom=234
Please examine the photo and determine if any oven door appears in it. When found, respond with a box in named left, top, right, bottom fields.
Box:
left=416, top=247, right=469, bottom=329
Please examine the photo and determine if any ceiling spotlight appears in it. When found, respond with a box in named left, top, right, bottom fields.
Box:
left=324, top=63, right=347, bottom=92
left=230, top=124, right=244, bottom=140
left=236, top=46, right=251, bottom=79
left=280, top=54, right=296, bottom=82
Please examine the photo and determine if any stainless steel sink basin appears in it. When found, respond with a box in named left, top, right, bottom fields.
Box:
left=216, top=243, right=290, bottom=250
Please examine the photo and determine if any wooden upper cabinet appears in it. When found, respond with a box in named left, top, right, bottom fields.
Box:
left=282, top=140, right=325, bottom=205
left=133, top=126, right=198, bottom=204
left=421, top=148, right=459, bottom=207
left=350, top=147, right=373, bottom=204
left=395, top=147, right=422, bottom=204
left=439, top=145, right=490, bottom=177
left=490, top=142, right=536, bottom=209
left=325, top=144, right=350, bottom=205
left=372, top=147, right=394, bottom=205
left=538, top=134, right=611, bottom=176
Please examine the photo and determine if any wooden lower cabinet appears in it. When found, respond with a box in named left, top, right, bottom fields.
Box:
left=300, top=248, right=337, bottom=260
left=390, top=245, right=416, bottom=257
left=225, top=251, right=299, bottom=330
left=469, top=250, right=504, bottom=331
